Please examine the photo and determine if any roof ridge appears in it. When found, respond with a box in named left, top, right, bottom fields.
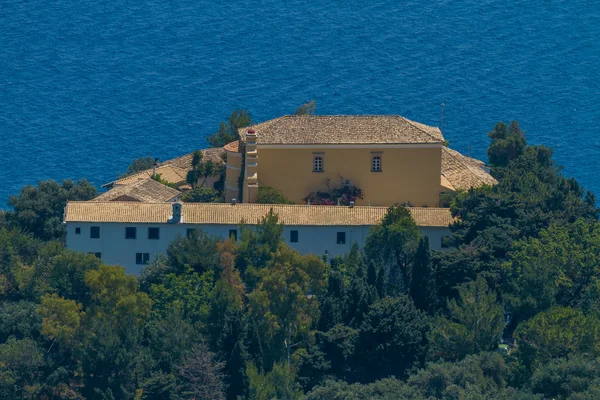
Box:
left=442, top=147, right=485, bottom=186
left=401, top=117, right=443, bottom=142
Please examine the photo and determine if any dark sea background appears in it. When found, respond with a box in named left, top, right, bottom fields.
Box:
left=1, top=0, right=599, bottom=204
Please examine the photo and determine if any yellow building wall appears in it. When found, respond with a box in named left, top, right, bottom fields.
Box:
left=255, top=147, right=442, bottom=207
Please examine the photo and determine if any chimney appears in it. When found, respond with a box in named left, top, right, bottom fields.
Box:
left=169, top=202, right=183, bottom=224
left=231, top=198, right=236, bottom=205
left=152, top=159, right=159, bottom=178
left=349, top=201, right=355, bottom=208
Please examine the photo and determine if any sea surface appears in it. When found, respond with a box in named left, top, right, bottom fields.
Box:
left=1, top=0, right=599, bottom=204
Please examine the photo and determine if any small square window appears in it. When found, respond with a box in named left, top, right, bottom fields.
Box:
left=229, top=229, right=238, bottom=241
left=187, top=228, right=196, bottom=238
left=90, top=226, right=100, bottom=239
left=125, top=227, right=137, bottom=239
left=290, top=230, right=299, bottom=243
left=136, top=253, right=150, bottom=265
left=75, top=227, right=81, bottom=234
left=148, top=227, right=160, bottom=240
left=88, top=252, right=102, bottom=259
left=337, top=232, right=346, bottom=245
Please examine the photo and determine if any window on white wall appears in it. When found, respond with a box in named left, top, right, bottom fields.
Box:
left=187, top=228, right=196, bottom=238
left=125, top=227, right=137, bottom=239
left=148, top=227, right=160, bottom=240
left=75, top=227, right=81, bottom=234
left=90, top=226, right=100, bottom=239
left=136, top=253, right=150, bottom=265
left=290, top=230, right=299, bottom=243
left=229, top=229, right=238, bottom=241
left=337, top=232, right=346, bottom=244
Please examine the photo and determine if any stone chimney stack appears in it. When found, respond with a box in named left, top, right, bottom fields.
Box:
left=169, top=202, right=183, bottom=224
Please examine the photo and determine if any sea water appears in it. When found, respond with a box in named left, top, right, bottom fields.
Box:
left=1, top=0, right=599, bottom=203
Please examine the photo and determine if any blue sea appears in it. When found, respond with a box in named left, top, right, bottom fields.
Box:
left=1, top=0, right=599, bottom=204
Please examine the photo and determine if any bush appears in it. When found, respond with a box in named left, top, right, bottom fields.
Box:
left=181, top=187, right=223, bottom=203
left=257, top=186, right=293, bottom=204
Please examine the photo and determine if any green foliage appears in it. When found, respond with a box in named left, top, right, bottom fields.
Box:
left=364, top=206, right=420, bottom=295
left=0, top=337, right=45, bottom=399
left=294, top=100, right=316, bottom=116
left=410, top=236, right=436, bottom=313
left=120, top=156, right=155, bottom=177
left=207, top=109, right=252, bottom=148
left=257, top=186, right=293, bottom=204
left=530, top=355, right=600, bottom=399
left=151, top=173, right=179, bottom=188
left=6, top=179, right=97, bottom=241
left=487, top=121, right=527, bottom=168
left=355, top=296, right=429, bottom=381
left=248, top=244, right=326, bottom=367
left=504, top=220, right=600, bottom=321
left=429, top=276, right=505, bottom=361
left=248, top=362, right=303, bottom=400
left=185, top=150, right=225, bottom=190
left=166, top=230, right=221, bottom=275
left=2, top=120, right=600, bottom=399
left=514, top=307, right=600, bottom=370
left=181, top=187, right=223, bottom=203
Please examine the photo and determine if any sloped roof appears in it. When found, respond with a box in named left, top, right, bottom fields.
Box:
left=65, top=202, right=454, bottom=227
left=441, top=147, right=498, bottom=191
left=244, top=115, right=444, bottom=145
left=94, top=178, right=181, bottom=203
left=224, top=141, right=240, bottom=153
left=104, top=148, right=225, bottom=187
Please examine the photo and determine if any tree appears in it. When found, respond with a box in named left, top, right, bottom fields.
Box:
left=166, top=229, right=221, bottom=275
left=514, top=307, right=600, bottom=369
left=429, top=276, right=504, bottom=361
left=257, top=186, right=293, bottom=204
left=120, top=156, right=155, bottom=177
left=364, top=206, right=420, bottom=295
left=504, top=220, right=600, bottom=321
left=39, top=294, right=84, bottom=349
left=355, top=296, right=430, bottom=382
left=207, top=110, right=252, bottom=148
left=175, top=342, right=226, bottom=400
left=6, top=179, right=97, bottom=241
left=487, top=121, right=526, bottom=169
left=181, top=187, right=223, bottom=203
left=530, top=355, right=600, bottom=400
left=410, top=237, right=435, bottom=313
left=248, top=245, right=326, bottom=368
left=295, top=100, right=316, bottom=116
left=0, top=337, right=45, bottom=399
left=185, top=150, right=225, bottom=189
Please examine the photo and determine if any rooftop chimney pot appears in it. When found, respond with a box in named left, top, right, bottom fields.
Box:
left=231, top=198, right=237, bottom=205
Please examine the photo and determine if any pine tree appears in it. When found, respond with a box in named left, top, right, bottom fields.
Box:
left=410, top=237, right=435, bottom=313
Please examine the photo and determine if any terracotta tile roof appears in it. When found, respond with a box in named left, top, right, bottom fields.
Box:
left=94, top=178, right=181, bottom=203
left=65, top=202, right=454, bottom=227
left=244, top=115, right=444, bottom=145
left=224, top=140, right=241, bottom=153
left=441, top=147, right=498, bottom=191
left=105, top=148, right=225, bottom=187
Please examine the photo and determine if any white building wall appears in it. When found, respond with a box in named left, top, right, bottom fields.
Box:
left=66, top=222, right=449, bottom=275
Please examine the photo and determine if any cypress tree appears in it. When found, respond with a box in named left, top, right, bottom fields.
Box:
left=410, top=236, right=435, bottom=313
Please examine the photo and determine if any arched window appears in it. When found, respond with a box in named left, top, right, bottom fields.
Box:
left=372, top=155, right=381, bottom=172
left=313, top=156, right=323, bottom=172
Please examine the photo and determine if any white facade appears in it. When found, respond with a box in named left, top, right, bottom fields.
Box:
left=66, top=221, right=450, bottom=275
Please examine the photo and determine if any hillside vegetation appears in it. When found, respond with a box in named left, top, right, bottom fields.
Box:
left=0, top=121, right=599, bottom=399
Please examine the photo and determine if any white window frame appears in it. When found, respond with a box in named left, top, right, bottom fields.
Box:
left=371, top=154, right=382, bottom=172
left=313, top=155, right=324, bottom=172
